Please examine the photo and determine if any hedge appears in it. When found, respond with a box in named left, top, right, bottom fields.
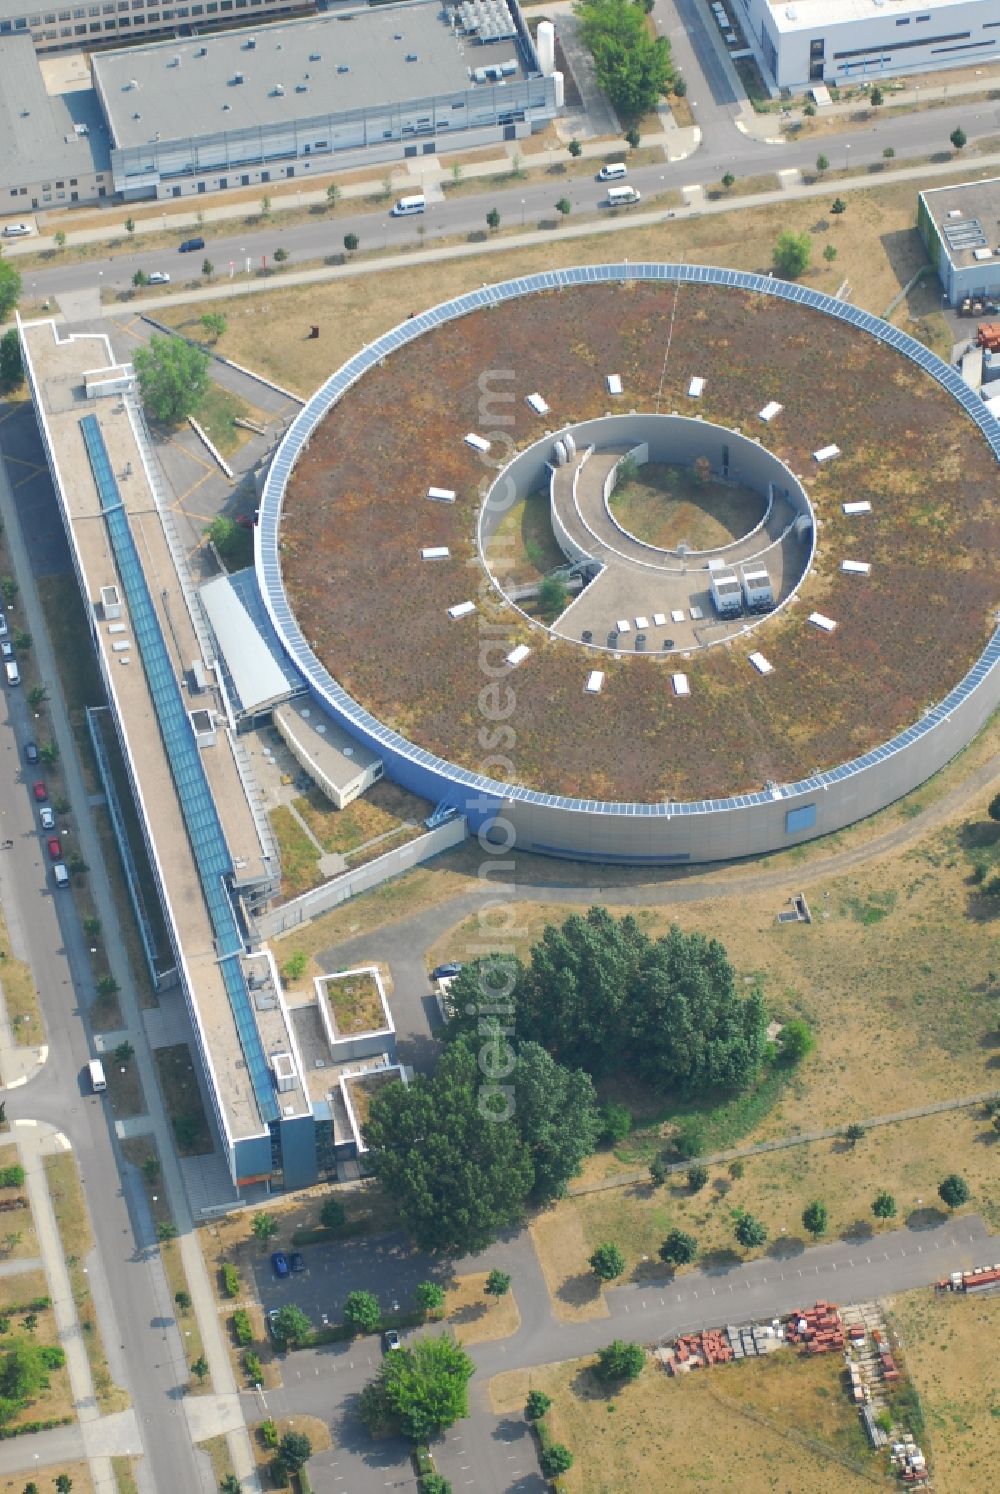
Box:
left=232, top=1309, right=253, bottom=1346
left=222, top=1262, right=240, bottom=1298
left=0, top=1415, right=73, bottom=1439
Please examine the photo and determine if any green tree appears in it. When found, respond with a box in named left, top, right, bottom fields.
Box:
left=28, top=686, right=48, bottom=711
left=365, top=1039, right=534, bottom=1254
left=415, top=1280, right=445, bottom=1317
left=686, top=1164, right=708, bottom=1193
left=319, top=1196, right=346, bottom=1231
left=872, top=1190, right=896, bottom=1220
left=815, top=154, right=829, bottom=174
left=484, top=1269, right=511, bottom=1299
left=343, top=233, right=359, bottom=254
left=205, top=514, right=242, bottom=561
left=157, top=1222, right=178, bottom=1241
left=869, top=85, right=883, bottom=107
left=539, top=1444, right=574, bottom=1478
left=132, top=269, right=148, bottom=289
left=844, top=1122, right=866, bottom=1147
left=133, top=335, right=210, bottom=424
left=624, top=126, right=641, bottom=148
left=175, top=1289, right=192, bottom=1311
left=0, top=262, right=20, bottom=324
left=938, top=1173, right=970, bottom=1210
left=124, top=217, right=135, bottom=236
left=555, top=197, right=572, bottom=218
left=97, top=975, right=119, bottom=999
left=599, top=1102, right=632, bottom=1145
left=950, top=127, right=967, bottom=150
left=201, top=259, right=214, bottom=280
left=659, top=1229, right=698, bottom=1266
left=773, top=231, right=811, bottom=279
left=326, top=183, right=340, bottom=209
left=281, top=950, right=307, bottom=983
left=200, top=312, right=227, bottom=341
left=510, top=1042, right=600, bottom=1202
left=142, top=1156, right=160, bottom=1185
left=988, top=792, right=1000, bottom=822
left=191, top=1356, right=209, bottom=1383
left=823, top=244, right=838, bottom=265
left=273, top=1304, right=312, bottom=1347
left=525, top=1388, right=552, bottom=1420
left=778, top=1018, right=814, bottom=1063
left=734, top=1212, right=767, bottom=1251
left=831, top=197, right=847, bottom=215
left=23, top=1482, right=40, bottom=1494
left=343, top=1290, right=380, bottom=1334
left=573, top=0, right=675, bottom=119
left=672, top=1117, right=707, bottom=1159
left=883, top=145, right=895, bottom=159
left=53, top=231, right=67, bottom=252
left=577, top=0, right=673, bottom=118
left=260, top=194, right=272, bottom=218
left=589, top=1242, right=625, bottom=1281
left=0, top=329, right=23, bottom=392
left=486, top=208, right=501, bottom=233
left=419, top=1477, right=452, bottom=1494
left=802, top=1200, right=828, bottom=1238
left=278, top=1430, right=312, bottom=1471
left=594, top=1338, right=645, bottom=1383
left=568, top=138, right=583, bottom=157
left=359, top=1332, right=474, bottom=1442
left=114, top=1040, right=134, bottom=1066
left=251, top=1212, right=277, bottom=1244
left=273, top=247, right=289, bottom=265
left=537, top=574, right=568, bottom=618
left=55, top=1480, right=73, bottom=1494
left=219, top=1476, right=241, bottom=1494
left=721, top=171, right=735, bottom=190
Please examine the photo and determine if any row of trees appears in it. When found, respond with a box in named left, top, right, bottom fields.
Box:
left=444, top=908, right=771, bottom=1094
left=577, top=0, right=674, bottom=122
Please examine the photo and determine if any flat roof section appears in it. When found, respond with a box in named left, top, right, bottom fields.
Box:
left=273, top=698, right=381, bottom=797
left=922, top=176, right=1000, bottom=271
left=94, top=3, right=530, bottom=151
left=765, top=0, right=985, bottom=31
left=201, top=572, right=295, bottom=716
left=0, top=35, right=109, bottom=192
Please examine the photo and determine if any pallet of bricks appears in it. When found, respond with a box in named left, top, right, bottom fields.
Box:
left=890, top=1435, right=930, bottom=1485
left=784, top=1301, right=845, bottom=1354
left=872, top=1327, right=900, bottom=1383
left=667, top=1328, right=734, bottom=1373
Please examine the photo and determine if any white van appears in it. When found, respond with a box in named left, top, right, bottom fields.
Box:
left=4, top=660, right=19, bottom=687
left=88, top=1058, right=107, bottom=1092
left=606, top=185, right=642, bottom=207
left=53, top=861, right=70, bottom=889
left=391, top=194, right=426, bottom=217
left=597, top=162, right=627, bottom=182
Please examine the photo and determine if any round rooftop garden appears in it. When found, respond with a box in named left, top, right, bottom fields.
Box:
left=273, top=268, right=1000, bottom=806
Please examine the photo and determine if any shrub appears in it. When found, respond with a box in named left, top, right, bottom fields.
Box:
left=539, top=1442, right=573, bottom=1477
left=598, top=1102, right=631, bottom=1145
left=269, top=1456, right=290, bottom=1488
left=222, top=1263, right=240, bottom=1298
left=260, top=1418, right=279, bottom=1448
left=525, top=1389, right=552, bottom=1421
left=672, top=1117, right=707, bottom=1159
left=687, top=1164, right=708, bottom=1192
left=231, top=1310, right=253, bottom=1347
left=595, top=1339, right=645, bottom=1383
left=589, top=1243, right=625, bottom=1281
left=0, top=1168, right=24, bottom=1189
left=319, top=1197, right=347, bottom=1231
left=344, top=1290, right=380, bottom=1334
left=243, top=1351, right=262, bottom=1384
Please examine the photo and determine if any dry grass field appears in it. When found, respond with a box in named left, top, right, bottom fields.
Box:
left=491, top=1349, right=877, bottom=1492
left=157, top=174, right=962, bottom=398
left=886, top=1286, right=1000, bottom=1491
left=444, top=1272, right=521, bottom=1346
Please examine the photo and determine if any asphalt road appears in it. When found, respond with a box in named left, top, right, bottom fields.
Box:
left=12, top=100, right=998, bottom=305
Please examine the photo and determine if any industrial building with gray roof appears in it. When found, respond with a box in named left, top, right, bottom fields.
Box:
left=0, top=33, right=110, bottom=206
left=91, top=1, right=556, bottom=199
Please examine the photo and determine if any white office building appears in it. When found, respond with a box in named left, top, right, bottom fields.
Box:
left=736, top=0, right=999, bottom=92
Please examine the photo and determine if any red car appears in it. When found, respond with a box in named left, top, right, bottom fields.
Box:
left=32, top=781, right=47, bottom=802
left=47, top=838, right=62, bottom=860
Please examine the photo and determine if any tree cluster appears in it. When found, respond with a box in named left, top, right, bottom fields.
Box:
left=445, top=908, right=770, bottom=1095
left=133, top=334, right=210, bottom=425
left=365, top=1036, right=600, bottom=1254
left=576, top=0, right=673, bottom=121
left=359, top=1333, right=474, bottom=1443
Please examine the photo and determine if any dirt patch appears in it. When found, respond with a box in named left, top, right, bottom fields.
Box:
left=104, top=1050, right=145, bottom=1120
left=886, top=1286, right=1000, bottom=1488
left=444, top=1272, right=521, bottom=1346
left=490, top=1350, right=874, bottom=1489
left=530, top=1209, right=609, bottom=1324
left=609, top=462, right=766, bottom=550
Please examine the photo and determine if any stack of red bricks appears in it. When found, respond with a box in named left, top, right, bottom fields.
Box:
left=670, top=1329, right=734, bottom=1370
left=784, top=1301, right=845, bottom=1354
left=872, top=1328, right=901, bottom=1382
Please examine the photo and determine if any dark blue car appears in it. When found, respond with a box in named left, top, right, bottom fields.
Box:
left=271, top=1251, right=290, bottom=1279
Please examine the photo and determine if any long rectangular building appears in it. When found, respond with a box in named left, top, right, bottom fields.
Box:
left=738, top=0, right=999, bottom=92
left=0, top=0, right=307, bottom=55
left=92, top=1, right=555, bottom=200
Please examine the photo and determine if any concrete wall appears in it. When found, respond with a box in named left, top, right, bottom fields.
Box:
left=255, top=816, right=467, bottom=937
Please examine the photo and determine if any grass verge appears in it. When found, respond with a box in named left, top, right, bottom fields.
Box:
left=0, top=904, right=44, bottom=1047
left=153, top=1044, right=213, bottom=1156
left=43, top=1152, right=129, bottom=1413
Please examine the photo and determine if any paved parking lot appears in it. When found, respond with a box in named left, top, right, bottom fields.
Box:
left=253, top=1230, right=450, bottom=1328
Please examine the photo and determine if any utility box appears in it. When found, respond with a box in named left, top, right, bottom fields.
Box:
left=710, top=571, right=742, bottom=616
left=100, top=584, right=122, bottom=621
left=741, top=565, right=773, bottom=611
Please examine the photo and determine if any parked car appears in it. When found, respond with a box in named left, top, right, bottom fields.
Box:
left=290, top=1251, right=306, bottom=1274
left=46, top=837, right=62, bottom=860
left=266, top=1307, right=281, bottom=1338
left=178, top=236, right=205, bottom=253
left=1, top=642, right=13, bottom=662
left=383, top=1329, right=401, bottom=1352
left=2, top=222, right=33, bottom=238
left=24, top=741, right=39, bottom=765
left=32, top=781, right=47, bottom=801
left=147, top=271, right=171, bottom=284
left=39, top=806, right=55, bottom=830
left=271, top=1251, right=290, bottom=1279
left=0, top=615, right=8, bottom=637
left=431, top=962, right=463, bottom=981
